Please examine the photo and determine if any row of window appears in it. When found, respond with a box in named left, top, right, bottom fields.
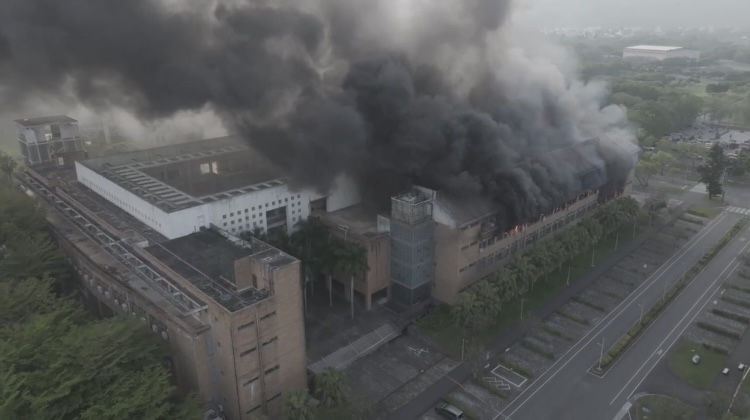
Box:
left=459, top=204, right=596, bottom=274
left=81, top=176, right=163, bottom=229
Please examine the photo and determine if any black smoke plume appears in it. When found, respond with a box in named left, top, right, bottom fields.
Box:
left=0, top=0, right=636, bottom=230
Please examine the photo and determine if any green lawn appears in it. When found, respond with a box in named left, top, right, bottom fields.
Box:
left=415, top=223, right=643, bottom=356
left=687, top=205, right=721, bottom=219
left=667, top=339, right=727, bottom=389
left=634, top=394, right=695, bottom=420
left=662, top=186, right=687, bottom=195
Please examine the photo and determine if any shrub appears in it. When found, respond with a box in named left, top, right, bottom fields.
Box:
left=521, top=339, right=555, bottom=360
left=722, top=296, right=750, bottom=309
left=696, top=321, right=741, bottom=340
left=711, top=308, right=750, bottom=324
left=497, top=356, right=534, bottom=378
left=701, top=341, right=730, bottom=355
left=572, top=296, right=607, bottom=312
left=556, top=310, right=590, bottom=325
left=472, top=378, right=508, bottom=399
left=541, top=325, right=573, bottom=341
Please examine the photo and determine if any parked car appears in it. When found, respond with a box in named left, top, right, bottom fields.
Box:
left=435, top=402, right=465, bottom=420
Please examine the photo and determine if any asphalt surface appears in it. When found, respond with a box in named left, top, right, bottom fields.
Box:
left=389, top=204, right=692, bottom=420
left=499, top=211, right=748, bottom=420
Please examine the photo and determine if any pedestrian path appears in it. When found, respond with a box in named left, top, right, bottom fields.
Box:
left=727, top=206, right=750, bottom=216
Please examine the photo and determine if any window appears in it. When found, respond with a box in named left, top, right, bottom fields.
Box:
left=252, top=206, right=255, bottom=210
left=239, top=347, right=257, bottom=357
left=223, top=215, right=226, bottom=219
left=262, top=337, right=278, bottom=347
left=265, top=365, right=280, bottom=375
left=272, top=201, right=276, bottom=205
left=245, top=209, right=249, bottom=213
left=223, top=223, right=227, bottom=227
left=246, top=404, right=261, bottom=414
left=238, top=321, right=255, bottom=331
left=267, top=393, right=281, bottom=403
left=265, top=203, right=269, bottom=207
left=260, top=311, right=276, bottom=321
left=252, top=274, right=258, bottom=289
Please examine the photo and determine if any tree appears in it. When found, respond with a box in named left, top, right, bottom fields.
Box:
left=282, top=390, right=315, bottom=420
left=506, top=256, right=535, bottom=294
left=472, top=279, right=500, bottom=321
left=334, top=242, right=368, bottom=320
left=452, top=291, right=482, bottom=330
left=698, top=143, right=727, bottom=199
left=314, top=368, right=348, bottom=408
left=0, top=311, right=198, bottom=420
left=649, top=151, right=678, bottom=175
left=0, top=188, right=46, bottom=243
left=634, top=157, right=659, bottom=187
left=0, top=152, right=17, bottom=183
left=0, top=226, right=69, bottom=282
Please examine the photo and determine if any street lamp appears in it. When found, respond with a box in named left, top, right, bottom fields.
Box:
left=461, top=338, right=468, bottom=361
left=615, top=232, right=619, bottom=251
left=591, top=248, right=596, bottom=267
left=520, top=298, right=527, bottom=321
left=598, top=337, right=606, bottom=371
left=566, top=265, right=572, bottom=286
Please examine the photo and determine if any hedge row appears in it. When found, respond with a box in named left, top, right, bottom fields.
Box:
left=702, top=341, right=730, bottom=355
left=594, top=217, right=749, bottom=373
left=556, top=309, right=590, bottom=325
left=497, top=356, right=534, bottom=378
left=722, top=295, right=750, bottom=309
left=711, top=307, right=750, bottom=324
left=696, top=321, right=742, bottom=339
left=521, top=339, right=555, bottom=360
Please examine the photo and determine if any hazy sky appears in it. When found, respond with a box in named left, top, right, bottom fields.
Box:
left=516, top=0, right=750, bottom=29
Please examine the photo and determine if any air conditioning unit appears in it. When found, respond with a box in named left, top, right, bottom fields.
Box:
left=104, top=291, right=111, bottom=299
left=121, top=303, right=128, bottom=311
left=152, top=324, right=159, bottom=333
left=161, top=331, right=169, bottom=341
left=97, top=286, right=103, bottom=293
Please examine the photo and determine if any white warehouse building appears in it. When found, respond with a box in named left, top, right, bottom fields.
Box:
left=76, top=136, right=360, bottom=239
left=623, top=45, right=701, bottom=61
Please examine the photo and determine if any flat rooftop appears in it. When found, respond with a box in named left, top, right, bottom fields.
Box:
left=320, top=204, right=385, bottom=238
left=79, top=136, right=289, bottom=212
left=144, top=229, right=297, bottom=312
left=15, top=115, right=78, bottom=127
left=625, top=45, right=684, bottom=52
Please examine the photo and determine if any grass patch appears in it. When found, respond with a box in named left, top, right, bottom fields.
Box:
left=711, top=308, right=750, bottom=324
left=415, top=224, right=640, bottom=355
left=594, top=218, right=749, bottom=373
left=727, top=283, right=750, bottom=293
left=592, top=287, right=623, bottom=300
left=667, top=339, right=728, bottom=389
left=556, top=309, right=590, bottom=325
left=687, top=205, right=720, bottom=219
left=520, top=339, right=555, bottom=360
left=442, top=396, right=479, bottom=420
left=696, top=321, right=742, bottom=340
left=722, top=295, right=750, bottom=309
left=662, top=186, right=687, bottom=195
left=497, top=356, right=534, bottom=379
left=572, top=296, right=607, bottom=312
left=634, top=394, right=695, bottom=420
left=472, top=378, right=508, bottom=399
left=540, top=324, right=573, bottom=341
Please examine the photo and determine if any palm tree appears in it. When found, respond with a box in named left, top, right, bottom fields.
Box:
left=0, top=152, right=17, bottom=184
left=282, top=390, right=315, bottom=420
left=314, top=368, right=348, bottom=408
left=334, top=242, right=369, bottom=320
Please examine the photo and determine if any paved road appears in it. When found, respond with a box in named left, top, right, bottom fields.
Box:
left=389, top=203, right=695, bottom=420
left=500, top=212, right=747, bottom=420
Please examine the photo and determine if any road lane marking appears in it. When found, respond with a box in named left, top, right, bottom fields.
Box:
left=497, top=212, right=731, bottom=418
left=609, top=227, right=750, bottom=405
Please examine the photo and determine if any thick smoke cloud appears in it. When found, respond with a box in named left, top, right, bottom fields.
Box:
left=0, top=0, right=636, bottom=230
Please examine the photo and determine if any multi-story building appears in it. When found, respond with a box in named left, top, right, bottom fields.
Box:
left=15, top=115, right=86, bottom=167
left=17, top=116, right=364, bottom=419
left=317, top=205, right=391, bottom=310
left=74, top=135, right=359, bottom=239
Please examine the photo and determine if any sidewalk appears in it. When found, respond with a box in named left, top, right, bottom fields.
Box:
left=389, top=204, right=690, bottom=419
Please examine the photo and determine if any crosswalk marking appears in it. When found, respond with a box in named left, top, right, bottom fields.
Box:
left=727, top=206, right=750, bottom=215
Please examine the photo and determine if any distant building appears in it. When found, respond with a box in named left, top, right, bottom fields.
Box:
left=623, top=45, right=701, bottom=61
left=15, top=115, right=86, bottom=167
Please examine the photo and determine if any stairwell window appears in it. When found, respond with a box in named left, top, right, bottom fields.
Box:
left=262, top=337, right=278, bottom=347
left=239, top=347, right=257, bottom=358
left=265, top=365, right=280, bottom=375
left=260, top=311, right=276, bottom=321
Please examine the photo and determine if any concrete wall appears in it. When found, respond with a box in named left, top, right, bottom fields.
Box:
left=328, top=229, right=391, bottom=310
